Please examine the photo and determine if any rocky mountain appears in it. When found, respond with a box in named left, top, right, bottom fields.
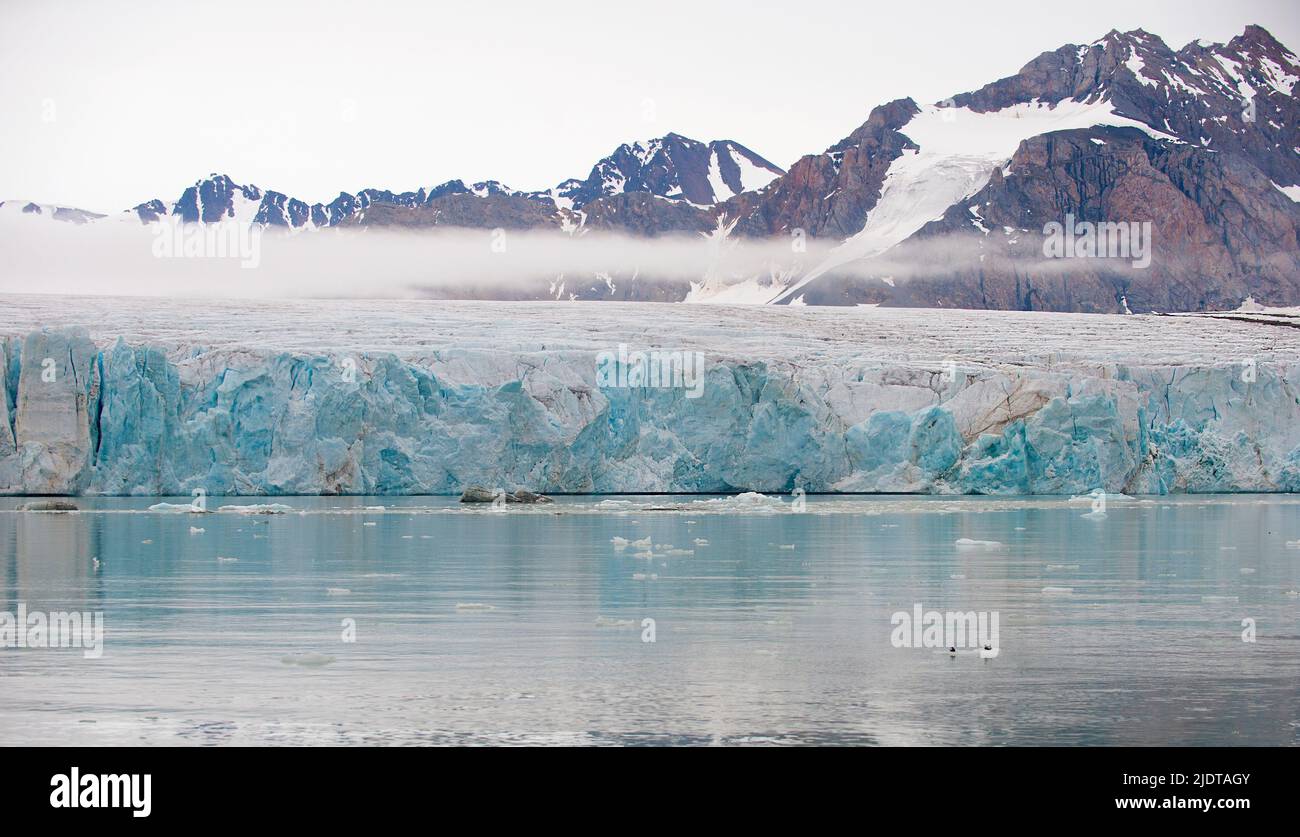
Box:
left=5, top=25, right=1297, bottom=312
left=103, top=132, right=780, bottom=236
left=0, top=200, right=104, bottom=225
left=751, top=25, right=1300, bottom=310
left=551, top=133, right=784, bottom=210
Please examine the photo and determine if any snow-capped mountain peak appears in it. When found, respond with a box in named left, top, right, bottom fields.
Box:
left=552, top=132, right=784, bottom=210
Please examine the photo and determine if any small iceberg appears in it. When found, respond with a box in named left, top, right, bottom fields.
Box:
left=1041, top=586, right=1074, bottom=595
left=455, top=602, right=495, bottom=611
left=594, top=616, right=636, bottom=628
left=149, top=502, right=207, bottom=513
left=955, top=538, right=1003, bottom=550
left=693, top=538, right=709, bottom=546
left=326, top=587, right=351, bottom=595
left=189, top=526, right=205, bottom=534
left=218, top=503, right=292, bottom=515
left=611, top=536, right=630, bottom=549
left=1081, top=509, right=1107, bottom=520
left=216, top=556, right=238, bottom=564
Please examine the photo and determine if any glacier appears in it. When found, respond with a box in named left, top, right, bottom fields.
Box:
left=1, top=295, right=1298, bottom=496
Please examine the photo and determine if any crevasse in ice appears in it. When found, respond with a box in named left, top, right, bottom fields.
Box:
left=1, top=326, right=1297, bottom=496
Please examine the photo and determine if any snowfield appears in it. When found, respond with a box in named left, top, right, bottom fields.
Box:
left=1, top=295, right=1298, bottom=496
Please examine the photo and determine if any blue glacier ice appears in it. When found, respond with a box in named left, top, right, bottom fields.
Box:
left=1, top=312, right=1298, bottom=496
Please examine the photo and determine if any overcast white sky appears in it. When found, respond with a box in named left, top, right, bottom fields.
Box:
left=1, top=0, right=1295, bottom=212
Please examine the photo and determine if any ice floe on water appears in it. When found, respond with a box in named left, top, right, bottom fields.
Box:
left=594, top=616, right=637, bottom=628
left=455, top=603, right=495, bottom=611
left=218, top=503, right=292, bottom=515
left=148, top=502, right=206, bottom=513
left=955, top=538, right=1003, bottom=550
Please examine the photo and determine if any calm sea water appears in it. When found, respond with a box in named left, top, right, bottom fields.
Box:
left=1, top=494, right=1297, bottom=746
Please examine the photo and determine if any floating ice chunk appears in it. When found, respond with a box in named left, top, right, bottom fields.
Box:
left=594, top=616, right=636, bottom=628
left=1081, top=509, right=1107, bottom=520
left=218, top=504, right=292, bottom=515
left=955, top=538, right=1003, bottom=550
left=631, top=572, right=658, bottom=581
left=611, top=536, right=630, bottom=549
left=665, top=548, right=694, bottom=556
left=1286, top=540, right=1300, bottom=549
left=632, top=550, right=655, bottom=559
left=455, top=602, right=495, bottom=611
left=693, top=538, right=709, bottom=546
left=631, top=537, right=651, bottom=548
left=1239, top=567, right=1256, bottom=574
left=141, top=539, right=153, bottom=544
left=778, top=544, right=796, bottom=550
left=1041, top=586, right=1074, bottom=595
left=326, top=587, right=350, bottom=595
left=1066, top=492, right=1133, bottom=504
left=189, top=526, right=205, bottom=534
left=281, top=653, right=335, bottom=667
left=216, top=556, right=238, bottom=563
left=1284, top=590, right=1299, bottom=598
left=365, top=505, right=386, bottom=511
left=148, top=502, right=208, bottom=513
left=362, top=522, right=377, bottom=527
left=1045, top=563, right=1079, bottom=570
left=950, top=573, right=966, bottom=580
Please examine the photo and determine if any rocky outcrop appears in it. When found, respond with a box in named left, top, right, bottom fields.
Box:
left=719, top=98, right=919, bottom=238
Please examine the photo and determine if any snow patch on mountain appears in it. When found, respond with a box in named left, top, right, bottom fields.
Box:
left=769, top=99, right=1182, bottom=304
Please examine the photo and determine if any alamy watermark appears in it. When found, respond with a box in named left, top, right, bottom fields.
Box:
left=596, top=344, right=706, bottom=399
left=0, top=602, right=104, bottom=659
left=1043, top=213, right=1151, bottom=269
left=150, top=218, right=261, bottom=269
left=890, top=603, right=999, bottom=656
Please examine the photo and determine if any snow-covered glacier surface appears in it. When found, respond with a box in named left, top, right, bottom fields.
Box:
left=1, top=295, right=1298, bottom=496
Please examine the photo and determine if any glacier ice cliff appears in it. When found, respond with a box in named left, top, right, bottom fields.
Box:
left=1, top=297, right=1298, bottom=496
